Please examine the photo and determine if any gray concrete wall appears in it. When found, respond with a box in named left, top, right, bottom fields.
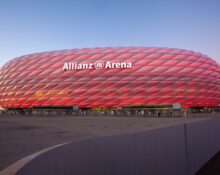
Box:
left=185, top=118, right=220, bottom=174
left=16, top=117, right=220, bottom=175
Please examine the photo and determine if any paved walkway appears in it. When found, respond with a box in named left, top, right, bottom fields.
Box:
left=0, top=114, right=218, bottom=171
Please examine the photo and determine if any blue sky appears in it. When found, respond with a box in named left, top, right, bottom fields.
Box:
left=0, top=0, right=220, bottom=66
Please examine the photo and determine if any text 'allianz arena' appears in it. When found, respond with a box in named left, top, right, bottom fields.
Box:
left=0, top=47, right=219, bottom=109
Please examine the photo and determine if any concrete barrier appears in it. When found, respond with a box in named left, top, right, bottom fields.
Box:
left=185, top=118, right=220, bottom=174
left=3, top=117, right=220, bottom=175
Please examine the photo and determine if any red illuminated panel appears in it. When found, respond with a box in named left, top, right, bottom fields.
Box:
left=0, top=47, right=219, bottom=109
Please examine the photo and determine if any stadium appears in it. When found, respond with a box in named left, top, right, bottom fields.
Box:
left=0, top=47, right=219, bottom=116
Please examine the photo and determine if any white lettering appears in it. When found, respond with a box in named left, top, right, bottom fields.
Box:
left=115, top=63, right=120, bottom=68
left=77, top=64, right=82, bottom=69
left=105, top=61, right=112, bottom=68
left=89, top=63, right=93, bottom=69
left=120, top=62, right=126, bottom=68
left=112, top=63, right=116, bottom=68
left=63, top=61, right=132, bottom=70
left=63, top=63, right=69, bottom=70
left=127, top=62, right=132, bottom=68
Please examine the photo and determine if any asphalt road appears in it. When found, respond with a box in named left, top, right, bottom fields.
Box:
left=0, top=114, right=216, bottom=171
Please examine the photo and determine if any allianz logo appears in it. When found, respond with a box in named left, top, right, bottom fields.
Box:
left=63, top=60, right=132, bottom=70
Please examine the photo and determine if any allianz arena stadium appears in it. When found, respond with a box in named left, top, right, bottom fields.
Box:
left=0, top=47, right=219, bottom=112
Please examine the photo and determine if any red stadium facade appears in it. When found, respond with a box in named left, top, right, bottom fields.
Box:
left=0, top=47, right=219, bottom=110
